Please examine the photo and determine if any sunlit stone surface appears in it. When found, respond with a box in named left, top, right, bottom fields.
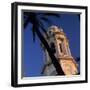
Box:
left=42, top=26, right=78, bottom=76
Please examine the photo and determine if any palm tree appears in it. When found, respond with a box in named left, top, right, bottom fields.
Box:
left=24, top=12, right=64, bottom=75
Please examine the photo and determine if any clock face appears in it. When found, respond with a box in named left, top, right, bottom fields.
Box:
left=60, top=59, right=78, bottom=75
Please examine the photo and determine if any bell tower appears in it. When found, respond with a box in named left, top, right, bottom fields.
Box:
left=42, top=26, right=78, bottom=76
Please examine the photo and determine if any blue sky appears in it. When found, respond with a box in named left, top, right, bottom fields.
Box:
left=22, top=12, right=80, bottom=77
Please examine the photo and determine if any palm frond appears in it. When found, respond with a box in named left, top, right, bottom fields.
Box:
left=23, top=12, right=64, bottom=75
left=38, top=19, right=49, bottom=38
left=31, top=19, right=39, bottom=42
left=32, top=25, right=36, bottom=42
left=40, top=17, right=52, bottom=24
left=24, top=16, right=30, bottom=28
left=43, top=13, right=60, bottom=17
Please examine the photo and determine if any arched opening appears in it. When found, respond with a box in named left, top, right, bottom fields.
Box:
left=50, top=42, right=56, bottom=54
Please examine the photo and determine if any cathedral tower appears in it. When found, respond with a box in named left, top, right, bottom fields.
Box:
left=42, top=26, right=78, bottom=76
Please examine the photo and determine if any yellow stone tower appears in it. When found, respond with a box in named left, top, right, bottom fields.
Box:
left=42, top=26, right=78, bottom=75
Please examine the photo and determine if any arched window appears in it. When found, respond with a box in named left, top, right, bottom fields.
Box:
left=50, top=42, right=56, bottom=53
left=59, top=43, right=63, bottom=53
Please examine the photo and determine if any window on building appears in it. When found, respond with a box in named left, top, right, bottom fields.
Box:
left=50, top=42, right=56, bottom=53
left=49, top=31, right=51, bottom=34
left=59, top=43, right=63, bottom=53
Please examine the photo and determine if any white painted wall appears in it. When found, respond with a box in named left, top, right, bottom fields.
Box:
left=0, top=0, right=89, bottom=89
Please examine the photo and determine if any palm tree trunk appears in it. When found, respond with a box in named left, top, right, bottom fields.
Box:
left=35, top=29, right=64, bottom=75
